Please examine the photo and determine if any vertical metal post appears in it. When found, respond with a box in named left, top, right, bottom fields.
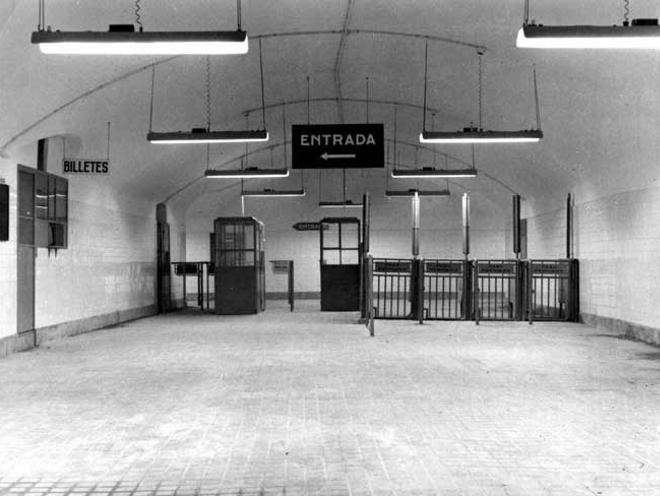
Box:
left=360, top=192, right=371, bottom=319
left=288, top=260, right=294, bottom=312
left=417, top=258, right=425, bottom=324
left=367, top=254, right=375, bottom=336
left=566, top=193, right=573, bottom=259
left=513, top=194, right=521, bottom=258
left=412, top=191, right=420, bottom=257
left=528, top=262, right=534, bottom=325
left=474, top=262, right=480, bottom=325
left=462, top=193, right=470, bottom=259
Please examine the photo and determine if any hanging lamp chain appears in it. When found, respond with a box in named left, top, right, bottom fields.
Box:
left=135, top=0, right=143, bottom=32
left=623, top=0, right=630, bottom=26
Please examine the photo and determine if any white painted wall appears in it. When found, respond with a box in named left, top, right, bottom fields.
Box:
left=0, top=137, right=159, bottom=340
left=526, top=186, right=660, bottom=331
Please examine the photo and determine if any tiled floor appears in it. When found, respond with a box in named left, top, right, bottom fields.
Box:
left=1, top=301, right=660, bottom=495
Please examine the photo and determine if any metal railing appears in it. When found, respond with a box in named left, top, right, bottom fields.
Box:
left=368, top=257, right=579, bottom=325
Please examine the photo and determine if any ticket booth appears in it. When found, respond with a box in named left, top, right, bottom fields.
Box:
left=320, top=217, right=361, bottom=311
left=213, top=217, right=265, bottom=315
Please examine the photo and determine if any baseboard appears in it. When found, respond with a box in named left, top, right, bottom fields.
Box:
left=266, top=291, right=320, bottom=300
left=0, top=331, right=36, bottom=358
left=0, top=304, right=157, bottom=359
left=581, top=312, right=660, bottom=347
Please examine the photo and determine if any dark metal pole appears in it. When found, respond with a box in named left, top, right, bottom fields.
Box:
left=412, top=191, right=420, bottom=257
left=513, top=194, right=521, bottom=258
left=566, top=193, right=572, bottom=259
left=462, top=193, right=470, bottom=260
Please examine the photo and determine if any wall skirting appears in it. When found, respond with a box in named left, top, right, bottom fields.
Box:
left=0, top=304, right=157, bottom=359
left=581, top=312, right=660, bottom=347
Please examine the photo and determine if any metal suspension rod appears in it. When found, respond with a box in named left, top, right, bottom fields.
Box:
left=477, top=51, right=484, bottom=130
left=422, top=43, right=428, bottom=131
left=237, top=0, right=242, bottom=31
left=306, top=76, right=311, bottom=125
left=365, top=77, right=370, bottom=123
left=148, top=65, right=156, bottom=132
left=107, top=122, right=111, bottom=161
left=259, top=39, right=267, bottom=129
left=205, top=56, right=211, bottom=129
left=282, top=105, right=287, bottom=166
left=533, top=65, right=542, bottom=130
left=523, top=0, right=530, bottom=26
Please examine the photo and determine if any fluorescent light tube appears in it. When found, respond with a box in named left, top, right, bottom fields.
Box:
left=392, top=168, right=477, bottom=178
left=385, top=189, right=450, bottom=197
left=32, top=30, right=248, bottom=55
left=241, top=189, right=305, bottom=197
left=517, top=24, right=660, bottom=49
left=420, top=130, right=542, bottom=144
left=318, top=200, right=363, bottom=208
left=148, top=130, right=269, bottom=144
left=205, top=168, right=289, bottom=179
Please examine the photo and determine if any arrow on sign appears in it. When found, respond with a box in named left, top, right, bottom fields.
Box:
left=321, top=152, right=356, bottom=160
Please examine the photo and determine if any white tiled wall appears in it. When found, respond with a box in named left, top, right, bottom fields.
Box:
left=0, top=140, right=160, bottom=340
left=526, top=186, right=660, bottom=330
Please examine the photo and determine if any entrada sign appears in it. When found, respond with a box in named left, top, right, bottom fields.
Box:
left=63, top=158, right=110, bottom=175
left=292, top=123, right=384, bottom=169
left=293, top=222, right=328, bottom=231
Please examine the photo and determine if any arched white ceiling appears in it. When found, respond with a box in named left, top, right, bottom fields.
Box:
left=2, top=0, right=660, bottom=220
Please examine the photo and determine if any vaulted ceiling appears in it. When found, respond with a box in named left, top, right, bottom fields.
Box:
left=2, top=0, right=659, bottom=222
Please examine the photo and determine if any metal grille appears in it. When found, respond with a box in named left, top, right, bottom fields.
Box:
left=475, top=260, right=519, bottom=321
left=527, top=259, right=571, bottom=321
left=372, top=258, right=413, bottom=319
left=424, top=259, right=467, bottom=320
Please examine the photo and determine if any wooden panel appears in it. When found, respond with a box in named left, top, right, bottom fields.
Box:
left=215, top=266, right=258, bottom=314
left=321, top=264, right=360, bottom=311
left=17, top=245, right=35, bottom=333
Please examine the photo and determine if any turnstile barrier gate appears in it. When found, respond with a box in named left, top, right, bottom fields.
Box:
left=474, top=260, right=520, bottom=323
left=524, top=259, right=579, bottom=322
left=368, top=257, right=578, bottom=324
left=424, top=260, right=471, bottom=320
left=372, top=258, right=413, bottom=319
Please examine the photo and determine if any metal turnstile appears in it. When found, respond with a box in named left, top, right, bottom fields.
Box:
left=372, top=258, right=413, bottom=319
left=320, top=217, right=361, bottom=311
left=424, top=259, right=471, bottom=320
left=525, top=259, right=579, bottom=322
left=474, top=260, right=520, bottom=322
left=213, top=217, right=266, bottom=315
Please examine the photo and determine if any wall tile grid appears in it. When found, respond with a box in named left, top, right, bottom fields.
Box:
left=0, top=150, right=161, bottom=344
left=0, top=161, right=17, bottom=339
left=34, top=200, right=157, bottom=328
left=526, top=185, right=660, bottom=336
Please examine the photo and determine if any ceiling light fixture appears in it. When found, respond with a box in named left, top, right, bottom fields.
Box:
left=385, top=189, right=450, bottom=197
left=147, top=34, right=269, bottom=145
left=204, top=167, right=289, bottom=178
left=516, top=0, right=660, bottom=49
left=241, top=189, right=305, bottom=197
left=318, top=200, right=363, bottom=208
left=149, top=129, right=269, bottom=144
left=392, top=167, right=478, bottom=178
left=420, top=129, right=542, bottom=143
left=419, top=43, right=542, bottom=143
left=31, top=0, right=248, bottom=55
